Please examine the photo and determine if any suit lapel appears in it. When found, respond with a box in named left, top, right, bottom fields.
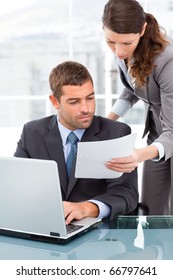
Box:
left=66, top=163, right=78, bottom=199
left=43, top=116, right=68, bottom=198
left=119, top=67, right=134, bottom=93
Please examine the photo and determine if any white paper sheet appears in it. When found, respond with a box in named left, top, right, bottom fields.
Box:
left=75, top=133, right=137, bottom=179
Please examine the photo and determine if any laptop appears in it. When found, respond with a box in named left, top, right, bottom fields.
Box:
left=0, top=156, right=101, bottom=244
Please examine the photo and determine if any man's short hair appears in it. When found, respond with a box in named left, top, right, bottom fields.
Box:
left=49, top=61, right=93, bottom=101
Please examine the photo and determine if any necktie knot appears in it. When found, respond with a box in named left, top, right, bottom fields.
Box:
left=67, top=131, right=79, bottom=145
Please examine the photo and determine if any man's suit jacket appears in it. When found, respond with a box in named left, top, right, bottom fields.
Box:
left=117, top=39, right=173, bottom=162
left=14, top=115, right=138, bottom=219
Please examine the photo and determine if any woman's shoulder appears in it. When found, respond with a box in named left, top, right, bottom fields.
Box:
left=155, top=37, right=173, bottom=63
left=153, top=38, right=173, bottom=76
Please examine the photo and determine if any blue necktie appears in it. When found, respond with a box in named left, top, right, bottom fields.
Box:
left=66, top=131, right=79, bottom=177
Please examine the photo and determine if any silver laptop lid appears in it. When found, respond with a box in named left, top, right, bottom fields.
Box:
left=0, top=157, right=68, bottom=238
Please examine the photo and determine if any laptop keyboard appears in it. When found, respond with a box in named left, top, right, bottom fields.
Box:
left=66, top=223, right=84, bottom=234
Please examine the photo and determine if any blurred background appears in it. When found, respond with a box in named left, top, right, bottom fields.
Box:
left=0, top=0, right=173, bottom=192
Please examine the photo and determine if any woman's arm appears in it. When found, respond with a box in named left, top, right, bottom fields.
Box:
left=107, top=111, right=120, bottom=120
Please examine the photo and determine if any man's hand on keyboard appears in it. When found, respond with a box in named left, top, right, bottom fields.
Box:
left=63, top=201, right=99, bottom=225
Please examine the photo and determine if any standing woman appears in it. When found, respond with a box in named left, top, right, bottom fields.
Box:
left=102, top=0, right=173, bottom=215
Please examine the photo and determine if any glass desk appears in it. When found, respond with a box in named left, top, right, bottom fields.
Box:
left=1, top=216, right=173, bottom=260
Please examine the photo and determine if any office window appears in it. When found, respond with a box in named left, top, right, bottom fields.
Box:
left=0, top=0, right=173, bottom=155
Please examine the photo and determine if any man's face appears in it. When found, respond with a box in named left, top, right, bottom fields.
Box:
left=50, top=80, right=95, bottom=130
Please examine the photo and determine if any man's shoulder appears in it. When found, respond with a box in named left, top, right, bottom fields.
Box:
left=92, top=116, right=131, bottom=139
left=24, top=115, right=56, bottom=128
left=94, top=115, right=130, bottom=129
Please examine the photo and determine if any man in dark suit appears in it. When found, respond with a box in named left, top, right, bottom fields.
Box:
left=14, top=61, right=138, bottom=224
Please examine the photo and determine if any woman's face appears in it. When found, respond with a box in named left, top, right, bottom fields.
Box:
left=104, top=26, right=144, bottom=60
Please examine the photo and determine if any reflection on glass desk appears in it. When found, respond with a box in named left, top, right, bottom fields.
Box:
left=1, top=216, right=173, bottom=260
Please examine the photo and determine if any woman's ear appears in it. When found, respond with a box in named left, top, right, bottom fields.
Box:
left=49, top=94, right=60, bottom=109
left=140, top=22, right=147, bottom=37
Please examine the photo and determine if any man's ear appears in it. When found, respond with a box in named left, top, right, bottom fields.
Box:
left=49, top=94, right=60, bottom=109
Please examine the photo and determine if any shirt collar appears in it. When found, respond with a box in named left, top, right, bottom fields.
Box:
left=57, top=117, right=85, bottom=147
